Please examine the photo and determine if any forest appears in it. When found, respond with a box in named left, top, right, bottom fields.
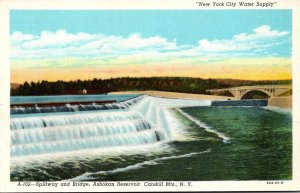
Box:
left=11, top=77, right=292, bottom=96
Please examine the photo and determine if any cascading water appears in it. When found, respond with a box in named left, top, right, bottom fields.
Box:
left=10, top=95, right=142, bottom=114
left=10, top=95, right=211, bottom=158
left=10, top=95, right=291, bottom=181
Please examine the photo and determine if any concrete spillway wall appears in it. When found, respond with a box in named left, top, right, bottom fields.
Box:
left=211, top=99, right=268, bottom=107
left=268, top=97, right=292, bottom=109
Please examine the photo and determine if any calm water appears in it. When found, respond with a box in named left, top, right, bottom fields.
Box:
left=10, top=102, right=292, bottom=181
left=11, top=94, right=140, bottom=105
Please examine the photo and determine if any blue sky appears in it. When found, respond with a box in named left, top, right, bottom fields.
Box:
left=11, top=10, right=291, bottom=45
left=10, top=10, right=292, bottom=82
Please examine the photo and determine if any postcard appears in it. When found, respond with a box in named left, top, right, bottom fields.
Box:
left=0, top=0, right=299, bottom=192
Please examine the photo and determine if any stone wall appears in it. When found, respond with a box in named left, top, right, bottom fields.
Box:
left=211, top=99, right=268, bottom=107
left=268, top=97, right=292, bottom=109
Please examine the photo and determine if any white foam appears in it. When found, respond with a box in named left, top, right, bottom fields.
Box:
left=11, top=142, right=173, bottom=165
left=68, top=149, right=211, bottom=181
left=176, top=108, right=230, bottom=143
left=261, top=106, right=292, bottom=115
left=11, top=95, right=212, bottom=158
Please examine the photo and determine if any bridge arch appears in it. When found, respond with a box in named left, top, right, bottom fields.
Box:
left=240, top=89, right=271, bottom=99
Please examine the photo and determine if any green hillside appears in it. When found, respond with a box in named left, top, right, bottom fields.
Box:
left=11, top=77, right=292, bottom=96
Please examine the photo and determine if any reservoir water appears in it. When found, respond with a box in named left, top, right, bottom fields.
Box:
left=11, top=94, right=141, bottom=105
left=10, top=95, right=292, bottom=181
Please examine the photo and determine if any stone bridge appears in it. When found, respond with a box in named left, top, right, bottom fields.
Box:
left=207, top=85, right=292, bottom=99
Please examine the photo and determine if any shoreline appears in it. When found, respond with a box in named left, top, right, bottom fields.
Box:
left=109, top=90, right=233, bottom=100
left=109, top=90, right=292, bottom=110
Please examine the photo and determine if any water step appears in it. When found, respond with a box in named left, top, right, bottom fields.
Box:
left=10, top=100, right=116, bottom=108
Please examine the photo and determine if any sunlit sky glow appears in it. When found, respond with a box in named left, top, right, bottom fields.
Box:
left=10, top=10, right=292, bottom=83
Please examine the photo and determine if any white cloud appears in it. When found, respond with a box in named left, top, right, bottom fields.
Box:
left=10, top=25, right=290, bottom=60
left=112, top=34, right=177, bottom=50
left=197, top=25, right=289, bottom=53
left=11, top=32, right=35, bottom=44
left=21, top=30, right=99, bottom=49
left=234, top=25, right=288, bottom=41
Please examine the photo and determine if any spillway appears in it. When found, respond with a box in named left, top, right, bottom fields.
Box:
left=10, top=95, right=211, bottom=158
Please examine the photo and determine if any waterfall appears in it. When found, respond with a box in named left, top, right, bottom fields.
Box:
left=11, top=95, right=211, bottom=158
left=10, top=95, right=143, bottom=115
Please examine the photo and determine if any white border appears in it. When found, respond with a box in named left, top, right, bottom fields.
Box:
left=0, top=0, right=299, bottom=191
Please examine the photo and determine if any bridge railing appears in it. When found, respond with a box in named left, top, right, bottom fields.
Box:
left=207, top=85, right=292, bottom=92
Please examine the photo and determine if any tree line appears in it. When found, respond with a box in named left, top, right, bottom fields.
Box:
left=11, top=77, right=292, bottom=96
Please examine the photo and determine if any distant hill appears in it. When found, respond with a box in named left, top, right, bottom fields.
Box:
left=10, top=77, right=292, bottom=96
left=11, top=83, right=21, bottom=89
left=215, top=79, right=292, bottom=87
